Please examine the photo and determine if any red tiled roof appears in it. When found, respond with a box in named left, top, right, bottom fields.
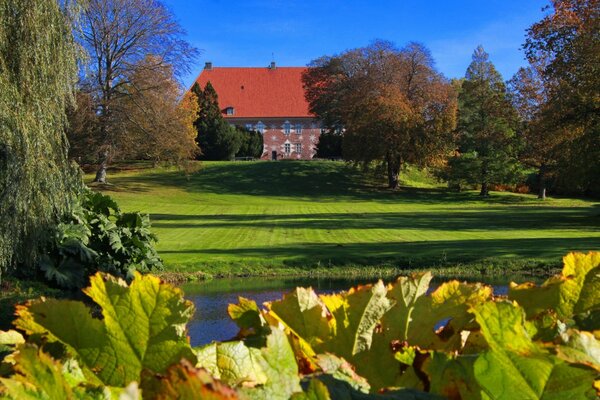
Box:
left=193, top=67, right=313, bottom=118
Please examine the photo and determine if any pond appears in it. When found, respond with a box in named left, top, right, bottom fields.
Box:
left=182, top=274, right=543, bottom=347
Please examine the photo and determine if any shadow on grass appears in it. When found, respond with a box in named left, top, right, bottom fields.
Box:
left=150, top=207, right=600, bottom=232
left=102, top=161, right=550, bottom=204
left=160, top=237, right=599, bottom=268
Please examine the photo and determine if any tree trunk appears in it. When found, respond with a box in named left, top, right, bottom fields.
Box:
left=94, top=150, right=109, bottom=183
left=479, top=162, right=489, bottom=196
left=387, top=154, right=401, bottom=190
left=537, top=165, right=547, bottom=200
left=480, top=182, right=489, bottom=196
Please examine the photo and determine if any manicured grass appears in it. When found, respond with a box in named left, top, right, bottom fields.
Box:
left=91, top=161, right=599, bottom=276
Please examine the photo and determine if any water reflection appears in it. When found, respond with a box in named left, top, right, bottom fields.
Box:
left=182, top=275, right=541, bottom=346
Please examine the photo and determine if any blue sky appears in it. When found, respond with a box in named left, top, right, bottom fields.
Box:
left=165, top=0, right=549, bottom=87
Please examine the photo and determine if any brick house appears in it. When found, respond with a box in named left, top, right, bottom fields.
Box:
left=193, top=62, right=322, bottom=160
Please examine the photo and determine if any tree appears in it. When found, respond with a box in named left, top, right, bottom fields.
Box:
left=113, top=57, right=199, bottom=165
left=507, top=65, right=568, bottom=199
left=448, top=46, right=521, bottom=196
left=235, top=127, right=264, bottom=159
left=316, top=129, right=343, bottom=159
left=304, top=41, right=457, bottom=189
left=77, top=0, right=197, bottom=182
left=66, top=90, right=101, bottom=165
left=0, top=0, right=79, bottom=276
left=523, top=0, right=600, bottom=195
left=192, top=82, right=242, bottom=161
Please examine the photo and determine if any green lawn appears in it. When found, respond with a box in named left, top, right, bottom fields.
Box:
left=92, top=161, right=599, bottom=276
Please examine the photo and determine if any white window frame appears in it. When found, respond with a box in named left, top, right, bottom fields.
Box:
left=295, top=143, right=302, bottom=153
left=295, top=123, right=302, bottom=134
left=284, top=143, right=291, bottom=154
left=283, top=121, right=291, bottom=135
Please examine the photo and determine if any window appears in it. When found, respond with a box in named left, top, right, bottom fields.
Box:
left=256, top=121, right=265, bottom=134
left=295, top=124, right=303, bottom=134
left=245, top=124, right=253, bottom=131
left=283, top=121, right=291, bottom=135
left=284, top=143, right=291, bottom=154
left=295, top=143, right=302, bottom=153
left=225, top=107, right=234, bottom=115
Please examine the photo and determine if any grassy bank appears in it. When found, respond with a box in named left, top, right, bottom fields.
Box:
left=91, top=161, right=599, bottom=277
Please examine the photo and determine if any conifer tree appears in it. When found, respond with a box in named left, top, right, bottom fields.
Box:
left=0, top=0, right=79, bottom=276
left=449, top=46, right=521, bottom=196
left=193, top=82, right=242, bottom=161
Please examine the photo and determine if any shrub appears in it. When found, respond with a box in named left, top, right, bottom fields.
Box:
left=38, top=188, right=163, bottom=289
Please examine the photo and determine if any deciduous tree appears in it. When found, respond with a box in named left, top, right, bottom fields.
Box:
left=523, top=0, right=599, bottom=195
left=114, top=57, right=199, bottom=165
left=0, top=0, right=80, bottom=275
left=77, top=0, right=197, bottom=182
left=508, top=65, right=568, bottom=199
left=304, top=41, right=457, bottom=189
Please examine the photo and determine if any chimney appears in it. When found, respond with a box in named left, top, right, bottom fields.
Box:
left=204, top=62, right=213, bottom=70
left=269, top=61, right=276, bottom=70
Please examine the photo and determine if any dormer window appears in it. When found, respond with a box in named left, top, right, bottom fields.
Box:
left=225, top=107, right=234, bottom=116
left=283, top=121, right=291, bottom=135
left=256, top=121, right=265, bottom=134
left=295, top=124, right=303, bottom=134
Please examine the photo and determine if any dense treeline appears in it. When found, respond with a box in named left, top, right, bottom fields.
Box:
left=309, top=0, right=599, bottom=197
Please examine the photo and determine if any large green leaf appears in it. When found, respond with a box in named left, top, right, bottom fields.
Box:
left=14, top=272, right=195, bottom=387
left=472, top=301, right=598, bottom=399
left=268, top=281, right=392, bottom=362
left=196, top=328, right=301, bottom=400
left=0, top=345, right=72, bottom=400
left=509, top=252, right=600, bottom=320
left=354, top=277, right=490, bottom=391
left=0, top=345, right=129, bottom=400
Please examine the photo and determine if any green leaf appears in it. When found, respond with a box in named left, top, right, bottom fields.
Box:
left=314, top=375, right=442, bottom=400
left=509, top=252, right=600, bottom=319
left=472, top=301, right=598, bottom=399
left=315, top=353, right=370, bottom=393
left=195, top=341, right=267, bottom=386
left=228, top=297, right=269, bottom=339
left=321, top=281, right=393, bottom=358
left=0, top=331, right=24, bottom=346
left=0, top=345, right=72, bottom=400
left=196, top=328, right=301, bottom=400
left=291, top=379, right=331, bottom=400
left=14, top=272, right=195, bottom=387
left=556, top=329, right=600, bottom=372
left=241, top=327, right=302, bottom=400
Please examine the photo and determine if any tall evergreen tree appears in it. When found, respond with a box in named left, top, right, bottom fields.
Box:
left=0, top=0, right=79, bottom=276
left=235, top=127, right=264, bottom=159
left=449, top=46, right=521, bottom=196
left=193, top=82, right=242, bottom=161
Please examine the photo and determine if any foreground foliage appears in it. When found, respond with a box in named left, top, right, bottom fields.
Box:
left=0, top=252, right=598, bottom=399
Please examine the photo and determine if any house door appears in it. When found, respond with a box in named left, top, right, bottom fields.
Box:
left=271, top=151, right=277, bottom=160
